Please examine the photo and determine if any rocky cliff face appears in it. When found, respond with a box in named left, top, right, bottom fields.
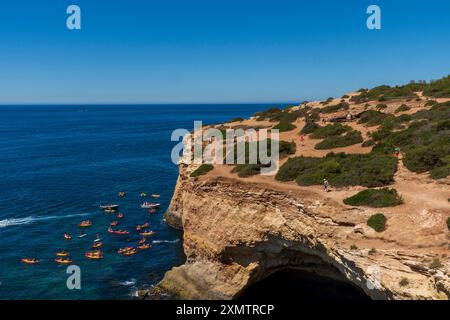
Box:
left=158, top=164, right=449, bottom=300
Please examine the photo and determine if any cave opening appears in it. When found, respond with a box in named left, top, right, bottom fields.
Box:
left=238, top=268, right=371, bottom=301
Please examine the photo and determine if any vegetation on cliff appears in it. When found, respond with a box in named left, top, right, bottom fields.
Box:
left=314, top=130, right=363, bottom=150
left=276, top=152, right=397, bottom=188
left=343, top=188, right=403, bottom=208
left=367, top=213, right=387, bottom=232
left=190, top=164, right=214, bottom=177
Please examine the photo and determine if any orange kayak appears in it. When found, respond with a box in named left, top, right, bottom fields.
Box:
left=21, top=258, right=39, bottom=264
left=122, top=249, right=138, bottom=256
left=64, top=233, right=72, bottom=240
left=110, top=221, right=119, bottom=227
left=85, top=251, right=103, bottom=259
left=138, top=244, right=151, bottom=250
left=78, top=220, right=92, bottom=228
left=55, top=258, right=72, bottom=264
left=118, top=247, right=134, bottom=254
left=56, top=251, right=69, bottom=257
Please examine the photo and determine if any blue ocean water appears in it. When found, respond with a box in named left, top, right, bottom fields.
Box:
left=0, top=104, right=279, bottom=300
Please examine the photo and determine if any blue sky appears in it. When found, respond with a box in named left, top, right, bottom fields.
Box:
left=0, top=0, right=450, bottom=104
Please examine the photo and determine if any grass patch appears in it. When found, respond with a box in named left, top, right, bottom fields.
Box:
left=395, top=104, right=411, bottom=113
left=273, top=122, right=297, bottom=132
left=314, top=130, right=363, bottom=150
left=190, top=164, right=214, bottom=177
left=343, top=188, right=403, bottom=208
left=367, top=213, right=387, bottom=232
left=310, top=124, right=352, bottom=139
left=320, top=102, right=349, bottom=114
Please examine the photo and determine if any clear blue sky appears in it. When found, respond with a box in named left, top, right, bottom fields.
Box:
left=1, top=0, right=450, bottom=104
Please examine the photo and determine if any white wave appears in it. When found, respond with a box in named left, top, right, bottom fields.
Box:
left=119, top=278, right=137, bottom=286
left=0, top=213, right=90, bottom=229
left=152, top=239, right=180, bottom=244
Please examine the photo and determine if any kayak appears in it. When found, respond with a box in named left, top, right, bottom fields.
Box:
left=151, top=194, right=160, bottom=198
left=64, top=233, right=72, bottom=240
left=85, top=251, right=103, bottom=259
left=92, top=242, right=102, bottom=249
left=110, top=221, right=119, bottom=226
left=118, top=192, right=126, bottom=197
left=55, top=258, right=73, bottom=264
left=122, top=248, right=138, bottom=256
left=140, top=192, right=147, bottom=197
left=139, top=231, right=155, bottom=237
left=108, top=227, right=129, bottom=235
left=56, top=251, right=69, bottom=257
left=117, top=213, right=124, bottom=219
left=21, top=258, right=39, bottom=265
left=138, top=238, right=146, bottom=244
left=136, top=223, right=149, bottom=231
left=78, top=220, right=92, bottom=228
left=118, top=247, right=134, bottom=254
left=138, top=244, right=151, bottom=250
left=113, top=230, right=130, bottom=235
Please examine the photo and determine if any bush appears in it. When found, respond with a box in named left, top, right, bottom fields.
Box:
left=314, top=131, right=363, bottom=150
left=362, top=139, right=375, bottom=147
left=232, top=164, right=264, bottom=177
left=367, top=213, right=387, bottom=232
left=343, top=188, right=403, bottom=208
left=229, top=117, right=244, bottom=122
left=377, top=103, right=388, bottom=110
left=430, top=164, right=450, bottom=180
left=279, top=140, right=297, bottom=158
left=447, top=217, right=450, bottom=231
left=277, top=153, right=398, bottom=188
left=321, top=102, right=349, bottom=114
left=350, top=85, right=417, bottom=103
left=310, top=124, right=352, bottom=139
left=342, top=94, right=350, bottom=99
left=357, top=110, right=393, bottom=126
left=190, top=164, right=214, bottom=177
left=301, top=122, right=319, bottom=134
left=395, top=104, right=410, bottom=113
left=422, top=75, right=450, bottom=98
left=273, top=122, right=297, bottom=132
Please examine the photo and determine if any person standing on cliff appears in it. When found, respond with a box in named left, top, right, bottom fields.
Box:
left=323, top=178, right=330, bottom=192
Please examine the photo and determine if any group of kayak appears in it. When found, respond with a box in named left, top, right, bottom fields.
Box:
left=21, top=192, right=161, bottom=265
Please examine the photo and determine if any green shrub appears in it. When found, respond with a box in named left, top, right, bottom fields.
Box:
left=343, top=188, right=403, bottom=208
left=321, top=102, right=349, bottom=114
left=357, top=110, right=393, bottom=126
left=190, top=164, right=214, bottom=177
left=350, top=244, right=358, bottom=250
left=279, top=140, right=297, bottom=158
left=301, top=122, right=319, bottom=134
left=310, top=124, right=352, bottom=139
left=367, top=213, right=387, bottom=232
left=350, top=85, right=417, bottom=103
left=395, top=104, right=411, bottom=113
left=342, top=94, right=350, bottom=99
left=314, top=131, right=363, bottom=150
left=229, top=117, right=244, bottom=122
left=425, top=100, right=438, bottom=107
left=232, top=164, right=264, bottom=177
left=422, top=75, right=450, bottom=98
left=277, top=153, right=398, bottom=188
left=430, top=164, right=450, bottom=180
left=447, top=217, right=450, bottom=231
left=362, top=139, right=375, bottom=147
left=273, top=122, right=297, bottom=132
left=377, top=103, right=388, bottom=110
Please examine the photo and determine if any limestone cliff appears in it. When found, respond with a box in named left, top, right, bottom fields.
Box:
left=159, top=163, right=449, bottom=300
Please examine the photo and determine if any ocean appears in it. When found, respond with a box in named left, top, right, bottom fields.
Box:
left=0, top=104, right=280, bottom=300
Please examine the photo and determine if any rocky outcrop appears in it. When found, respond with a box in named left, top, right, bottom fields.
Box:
left=159, top=164, right=449, bottom=300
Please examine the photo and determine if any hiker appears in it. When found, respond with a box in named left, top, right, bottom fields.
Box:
left=300, top=135, right=305, bottom=146
left=323, top=179, right=330, bottom=192
left=394, top=146, right=400, bottom=158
